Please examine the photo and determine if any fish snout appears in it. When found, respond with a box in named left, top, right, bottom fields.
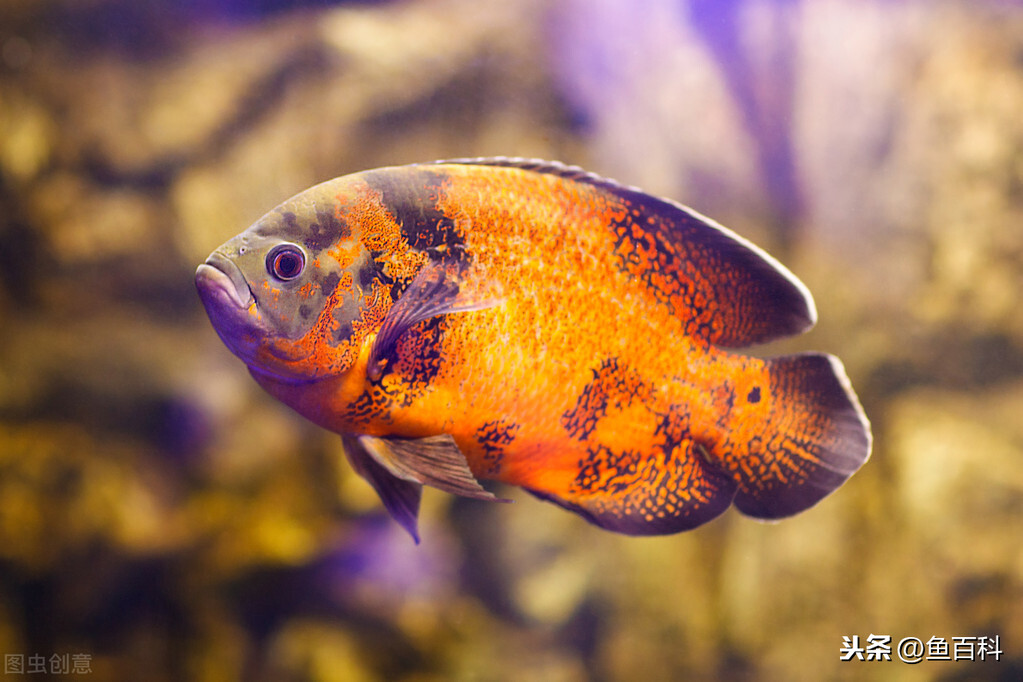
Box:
left=195, top=250, right=269, bottom=365
left=196, top=251, right=254, bottom=310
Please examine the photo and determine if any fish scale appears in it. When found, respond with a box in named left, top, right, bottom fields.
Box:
left=196, top=158, right=872, bottom=541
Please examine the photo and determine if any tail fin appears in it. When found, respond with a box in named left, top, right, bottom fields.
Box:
left=728, top=353, right=872, bottom=519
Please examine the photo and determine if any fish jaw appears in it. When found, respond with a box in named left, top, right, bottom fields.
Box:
left=195, top=251, right=267, bottom=366
left=248, top=332, right=382, bottom=435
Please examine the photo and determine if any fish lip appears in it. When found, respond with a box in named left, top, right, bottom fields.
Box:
left=197, top=251, right=253, bottom=309
left=196, top=252, right=267, bottom=363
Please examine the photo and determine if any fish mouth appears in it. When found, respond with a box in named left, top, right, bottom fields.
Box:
left=196, top=251, right=267, bottom=362
left=196, top=251, right=253, bottom=310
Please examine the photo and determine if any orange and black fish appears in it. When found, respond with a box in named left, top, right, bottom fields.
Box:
left=196, top=158, right=871, bottom=542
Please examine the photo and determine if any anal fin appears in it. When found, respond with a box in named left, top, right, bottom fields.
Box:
left=525, top=439, right=738, bottom=536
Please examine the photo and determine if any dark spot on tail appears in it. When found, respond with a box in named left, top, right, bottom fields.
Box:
left=732, top=353, right=871, bottom=519
left=747, top=386, right=761, bottom=403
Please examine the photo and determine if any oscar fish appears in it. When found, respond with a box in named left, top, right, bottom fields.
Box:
left=195, top=158, right=872, bottom=542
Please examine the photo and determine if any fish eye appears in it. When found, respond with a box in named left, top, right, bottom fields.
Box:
left=267, top=244, right=306, bottom=281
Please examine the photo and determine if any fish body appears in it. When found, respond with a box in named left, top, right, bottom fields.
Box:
left=196, top=159, right=871, bottom=541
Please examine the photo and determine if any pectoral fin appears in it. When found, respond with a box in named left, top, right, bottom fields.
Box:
left=369, top=253, right=502, bottom=380
left=342, top=433, right=506, bottom=543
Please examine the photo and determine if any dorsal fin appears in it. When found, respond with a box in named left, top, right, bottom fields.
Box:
left=427, top=157, right=816, bottom=348
left=429, top=157, right=604, bottom=184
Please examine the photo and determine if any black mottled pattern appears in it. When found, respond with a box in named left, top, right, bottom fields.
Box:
left=567, top=424, right=737, bottom=535
left=271, top=210, right=351, bottom=253
left=653, top=408, right=689, bottom=462
left=345, top=387, right=394, bottom=429
left=391, top=316, right=446, bottom=390
left=342, top=316, right=448, bottom=429
left=474, top=420, right=520, bottom=476
left=560, top=358, right=649, bottom=441
left=364, top=168, right=467, bottom=252
left=306, top=209, right=351, bottom=251
left=553, top=398, right=740, bottom=534
left=604, top=189, right=811, bottom=348
left=604, top=204, right=705, bottom=330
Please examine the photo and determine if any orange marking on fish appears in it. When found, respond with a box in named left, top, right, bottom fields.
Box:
left=351, top=278, right=393, bottom=347
left=258, top=272, right=364, bottom=377
left=327, top=242, right=359, bottom=270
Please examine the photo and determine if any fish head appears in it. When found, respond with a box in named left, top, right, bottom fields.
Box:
left=196, top=177, right=377, bottom=383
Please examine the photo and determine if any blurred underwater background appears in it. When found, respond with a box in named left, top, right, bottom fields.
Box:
left=2, top=0, right=1023, bottom=679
